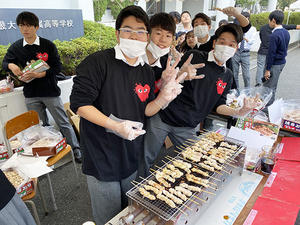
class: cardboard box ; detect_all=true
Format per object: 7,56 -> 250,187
281,119 -> 300,133
32,137 -> 67,156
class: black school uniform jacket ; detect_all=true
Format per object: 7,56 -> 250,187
70,48 -> 155,181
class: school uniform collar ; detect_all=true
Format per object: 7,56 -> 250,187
272,25 -> 283,33
141,54 -> 162,68
207,50 -> 226,68
196,35 -> 211,48
114,45 -> 145,67
23,36 -> 40,47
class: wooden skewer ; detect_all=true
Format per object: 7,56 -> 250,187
182,142 -> 189,147
192,195 -> 207,203
182,204 -> 192,211
208,185 -> 218,191
187,138 -> 198,142
188,198 -> 201,205
224,162 -> 237,168
154,165 -> 163,170
199,189 -> 216,195
150,168 -> 157,173
139,176 -> 148,182
220,168 -> 231,174
185,140 -> 195,144
208,181 -> 218,186
174,150 -> 181,154
177,208 -> 188,216
208,176 -> 221,182
176,146 -> 184,151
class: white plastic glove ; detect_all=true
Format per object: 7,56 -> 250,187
236,97 -> 262,117
155,79 -> 184,109
106,114 -> 146,141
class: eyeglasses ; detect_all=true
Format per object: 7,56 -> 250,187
119,28 -> 148,37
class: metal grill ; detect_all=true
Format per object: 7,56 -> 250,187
127,134 -> 245,221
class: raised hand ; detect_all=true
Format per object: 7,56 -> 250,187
179,54 -> 205,81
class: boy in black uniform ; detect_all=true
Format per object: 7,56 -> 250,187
141,24 -> 260,177
70,6 -> 184,225
2,11 -> 82,162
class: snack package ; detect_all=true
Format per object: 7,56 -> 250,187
3,167 -> 33,198
11,125 -> 64,156
0,77 -> 14,94
226,86 -> 273,117
281,99 -> 300,132
19,59 -> 50,83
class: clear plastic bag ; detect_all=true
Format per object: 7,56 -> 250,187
226,86 -> 273,117
0,77 -> 14,94
281,99 -> 300,124
11,125 -> 63,155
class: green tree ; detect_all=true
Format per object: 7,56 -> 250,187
93,0 -> 108,21
259,0 -> 268,7
108,0 -> 134,19
277,0 -> 297,10
235,0 -> 256,7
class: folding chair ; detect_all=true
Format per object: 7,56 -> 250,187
4,110 -> 78,211
22,178 -> 48,225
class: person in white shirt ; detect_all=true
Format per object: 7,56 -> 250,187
232,11 -> 257,88
176,11 -> 193,33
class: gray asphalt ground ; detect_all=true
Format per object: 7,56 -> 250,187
29,45 -> 300,225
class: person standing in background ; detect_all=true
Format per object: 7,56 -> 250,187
263,10 -> 290,106
232,12 -> 257,88
256,21 -> 300,86
2,11 -> 82,163
176,11 -> 193,33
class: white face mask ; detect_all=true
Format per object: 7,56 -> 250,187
213,45 -> 236,64
147,40 -> 170,59
194,25 -> 209,39
119,38 -> 147,58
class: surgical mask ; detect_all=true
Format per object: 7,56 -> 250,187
147,40 -> 170,59
194,25 -> 209,38
213,45 -> 236,63
119,38 -> 147,58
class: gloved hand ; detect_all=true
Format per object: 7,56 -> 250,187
236,96 -> 262,117
106,114 -> 146,141
154,77 -> 185,109
114,120 -> 146,141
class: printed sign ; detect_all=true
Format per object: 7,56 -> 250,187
0,8 -> 84,45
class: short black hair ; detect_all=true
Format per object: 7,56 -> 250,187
16,11 -> 39,27
169,11 -> 181,23
115,5 -> 150,32
192,12 -> 211,27
181,11 -> 191,18
269,10 -> 284,25
215,23 -> 243,43
241,11 -> 250,19
150,13 -> 176,35
219,19 -> 229,27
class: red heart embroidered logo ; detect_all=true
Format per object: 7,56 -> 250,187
216,79 -> 227,95
36,52 -> 48,62
135,83 -> 150,102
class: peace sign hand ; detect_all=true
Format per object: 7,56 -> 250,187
161,55 -> 182,83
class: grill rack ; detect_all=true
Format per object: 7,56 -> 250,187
127,134 -> 245,222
